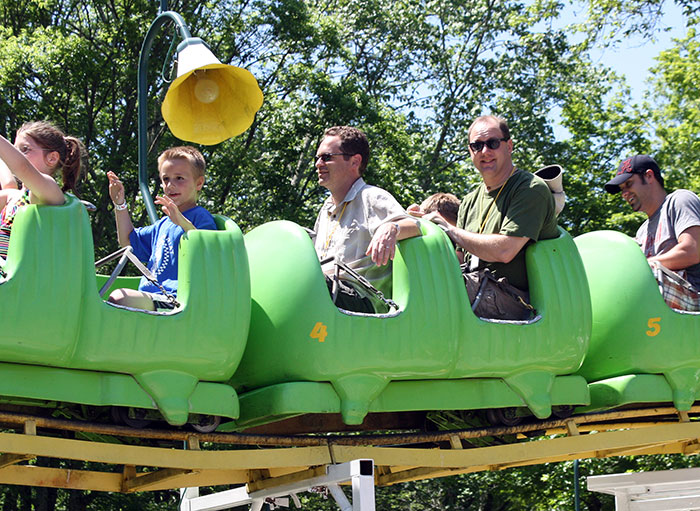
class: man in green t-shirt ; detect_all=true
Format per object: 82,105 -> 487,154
425,115 -> 558,319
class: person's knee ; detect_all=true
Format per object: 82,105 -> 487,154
107,288 -> 155,311
107,288 -> 128,305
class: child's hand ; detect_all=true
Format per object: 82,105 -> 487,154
107,171 -> 125,205
155,195 -> 195,232
406,204 -> 425,217
423,211 -> 449,229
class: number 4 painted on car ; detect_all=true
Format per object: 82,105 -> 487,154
310,322 -> 328,343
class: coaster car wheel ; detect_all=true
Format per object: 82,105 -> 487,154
552,405 -> 575,419
191,414 -> 221,433
486,407 -> 522,427
111,406 -> 152,429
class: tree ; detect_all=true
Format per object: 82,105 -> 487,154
0,0 -> 635,239
648,26 -> 700,192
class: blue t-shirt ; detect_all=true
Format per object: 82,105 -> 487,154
129,206 -> 216,294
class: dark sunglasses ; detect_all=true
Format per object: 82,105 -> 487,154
468,137 -> 508,152
316,152 -> 353,162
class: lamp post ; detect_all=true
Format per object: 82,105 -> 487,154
137,6 -> 263,222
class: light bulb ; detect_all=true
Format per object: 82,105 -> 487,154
194,76 -> 220,104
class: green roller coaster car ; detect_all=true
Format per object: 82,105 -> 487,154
0,195 -> 250,426
575,230 -> 700,413
225,219 -> 592,430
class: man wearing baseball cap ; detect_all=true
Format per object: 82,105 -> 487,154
606,154 -> 700,310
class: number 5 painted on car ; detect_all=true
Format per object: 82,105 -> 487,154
646,317 -> 661,337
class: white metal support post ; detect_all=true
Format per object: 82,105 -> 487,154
179,459 -> 375,511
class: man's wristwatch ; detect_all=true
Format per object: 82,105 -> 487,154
114,201 -> 128,211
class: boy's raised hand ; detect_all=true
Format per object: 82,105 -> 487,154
107,171 -> 136,247
155,195 -> 196,232
107,171 -> 125,205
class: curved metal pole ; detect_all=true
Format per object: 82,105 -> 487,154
137,10 -> 191,223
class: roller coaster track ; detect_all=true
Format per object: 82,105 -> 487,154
0,407 -> 699,493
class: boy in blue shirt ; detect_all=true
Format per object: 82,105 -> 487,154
106,146 -> 216,311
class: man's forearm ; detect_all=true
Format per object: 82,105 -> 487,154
446,227 -> 528,264
649,246 -> 700,271
649,228 -> 700,271
395,217 -> 421,240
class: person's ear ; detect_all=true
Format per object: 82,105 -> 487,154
195,175 -> 205,191
351,153 -> 362,171
46,150 -> 60,168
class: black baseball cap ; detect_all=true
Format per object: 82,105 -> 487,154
605,155 -> 662,194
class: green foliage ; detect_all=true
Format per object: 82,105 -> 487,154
0,0 -> 649,245
649,26 -> 700,193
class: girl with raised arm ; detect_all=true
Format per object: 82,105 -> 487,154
0,121 -> 86,258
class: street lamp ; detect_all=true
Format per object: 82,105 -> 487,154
137,8 -> 263,222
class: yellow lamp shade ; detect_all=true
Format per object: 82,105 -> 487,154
162,38 -> 264,145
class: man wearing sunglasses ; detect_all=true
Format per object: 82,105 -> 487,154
426,115 -> 558,320
312,126 -> 420,313
605,155 -> 700,311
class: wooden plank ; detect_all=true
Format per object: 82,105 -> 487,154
0,432 -> 332,470
449,435 -> 463,449
23,420 -> 36,436
0,465 -> 312,492
0,453 -> 33,469
0,465 -> 123,492
371,423 -> 700,485
123,468 -> 195,493
248,466 -> 326,493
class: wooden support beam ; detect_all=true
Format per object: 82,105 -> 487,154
0,432 -> 332,470
593,442 -> 669,458
683,440 -> 700,455
0,465 -> 253,492
23,420 -> 36,436
372,422 -> 700,486
248,466 -> 326,493
449,435 -> 463,449
187,436 -> 200,451
123,468 -> 196,493
566,419 -> 579,436
0,465 -> 123,492
0,421 -> 40,468
121,465 -> 136,492
0,454 -> 34,469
